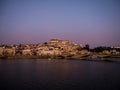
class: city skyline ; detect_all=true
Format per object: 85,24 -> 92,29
0,0 -> 120,47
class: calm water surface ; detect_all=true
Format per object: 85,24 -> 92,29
0,59 -> 120,90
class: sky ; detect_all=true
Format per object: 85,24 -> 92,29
0,0 -> 120,47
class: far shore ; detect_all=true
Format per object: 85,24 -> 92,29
0,54 -> 120,61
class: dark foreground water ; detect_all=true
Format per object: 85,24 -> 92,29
0,59 -> 120,90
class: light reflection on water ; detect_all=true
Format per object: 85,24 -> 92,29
0,59 -> 120,90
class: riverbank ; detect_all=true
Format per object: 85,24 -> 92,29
0,54 -> 120,61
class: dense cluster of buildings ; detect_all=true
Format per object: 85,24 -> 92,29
0,39 -> 120,58
0,39 -> 88,57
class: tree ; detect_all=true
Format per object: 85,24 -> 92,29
84,44 -> 90,51
93,46 -> 112,52
44,42 -> 48,45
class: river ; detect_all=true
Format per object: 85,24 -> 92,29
0,59 -> 120,90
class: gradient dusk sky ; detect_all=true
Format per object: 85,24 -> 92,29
0,0 -> 120,47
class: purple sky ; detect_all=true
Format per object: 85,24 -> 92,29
0,0 -> 120,47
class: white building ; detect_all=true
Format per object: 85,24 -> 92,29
22,49 -> 32,56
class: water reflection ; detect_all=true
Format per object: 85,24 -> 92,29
0,59 -> 120,89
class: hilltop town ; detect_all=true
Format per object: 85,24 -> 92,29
0,39 -> 120,60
